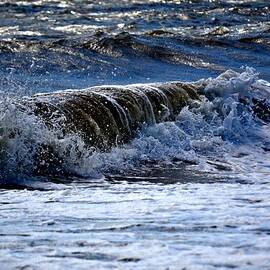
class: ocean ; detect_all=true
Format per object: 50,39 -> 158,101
0,1 -> 270,269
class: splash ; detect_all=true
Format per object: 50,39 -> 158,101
0,68 -> 269,183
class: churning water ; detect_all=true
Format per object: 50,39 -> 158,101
0,1 -> 270,269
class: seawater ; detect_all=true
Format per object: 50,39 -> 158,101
0,1 -> 270,269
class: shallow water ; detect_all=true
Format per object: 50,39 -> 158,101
1,178 -> 270,270
0,1 -> 270,269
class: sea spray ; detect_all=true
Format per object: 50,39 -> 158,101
0,68 -> 269,182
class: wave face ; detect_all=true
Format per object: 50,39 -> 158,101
0,68 -> 269,182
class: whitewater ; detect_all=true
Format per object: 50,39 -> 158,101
0,68 -> 269,185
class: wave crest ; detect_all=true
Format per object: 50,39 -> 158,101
0,68 -> 269,182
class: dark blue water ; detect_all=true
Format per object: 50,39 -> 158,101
0,1 -> 270,269
1,0 -> 269,93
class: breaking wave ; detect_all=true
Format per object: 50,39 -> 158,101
0,68 -> 269,184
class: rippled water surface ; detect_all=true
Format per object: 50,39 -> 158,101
1,178 -> 270,270
0,1 -> 270,269
1,0 -> 270,93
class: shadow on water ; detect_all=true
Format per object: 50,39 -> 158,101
105,161 -> 250,185
0,160 -> 251,191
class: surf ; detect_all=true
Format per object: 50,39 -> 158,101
0,68 -> 269,182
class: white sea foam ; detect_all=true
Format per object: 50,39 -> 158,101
0,68 -> 269,183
